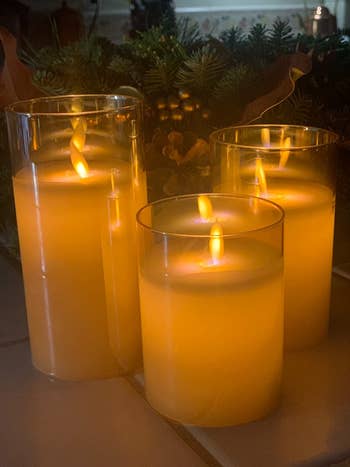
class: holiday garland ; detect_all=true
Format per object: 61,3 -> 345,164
22,18 -> 350,133
1,17 -> 350,256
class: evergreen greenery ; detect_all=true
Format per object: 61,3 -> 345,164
20,18 -> 350,137
2,17 -> 350,257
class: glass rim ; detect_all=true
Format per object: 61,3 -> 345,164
210,124 -> 339,151
5,94 -> 142,117
136,193 -> 285,239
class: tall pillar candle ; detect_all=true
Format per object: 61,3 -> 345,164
211,125 -> 338,350
6,95 -> 145,380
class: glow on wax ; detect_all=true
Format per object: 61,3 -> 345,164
253,128 -> 334,349
197,194 -> 214,221
138,194 -> 284,426
209,222 -> 224,265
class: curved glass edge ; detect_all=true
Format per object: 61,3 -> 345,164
5,94 -> 142,117
210,124 -> 339,151
136,193 -> 285,239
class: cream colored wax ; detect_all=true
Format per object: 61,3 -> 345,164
139,238 -> 284,427
101,171 -> 147,373
261,181 -> 334,350
13,160 -> 141,380
217,172 -> 335,350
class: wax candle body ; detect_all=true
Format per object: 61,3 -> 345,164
101,174 -> 147,372
261,180 -> 334,350
139,239 -> 284,427
13,160 -> 141,380
217,174 -> 335,350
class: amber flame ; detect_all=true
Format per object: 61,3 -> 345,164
198,195 -> 213,221
70,117 -> 89,178
70,142 -> 89,178
279,136 -> 291,168
209,223 -> 224,264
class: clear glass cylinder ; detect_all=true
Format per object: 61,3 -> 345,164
6,95 -> 147,380
137,194 -> 284,427
210,124 -> 338,350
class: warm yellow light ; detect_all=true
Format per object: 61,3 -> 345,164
30,118 -> 39,151
261,128 -> 270,147
70,115 -> 89,178
70,141 -> 89,178
279,136 -> 291,168
71,101 -> 82,113
109,195 -> 121,230
209,222 -> 224,264
71,101 -> 85,130
198,195 -> 213,221
71,119 -> 86,152
255,157 -> 267,194
75,161 -> 89,178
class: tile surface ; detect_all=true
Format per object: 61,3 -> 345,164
0,256 -> 207,467
1,208 -> 350,467
187,275 -> 350,467
0,343 -> 207,467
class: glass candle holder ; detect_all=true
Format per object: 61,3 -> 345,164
137,194 -> 284,427
5,95 -> 146,380
210,125 -> 338,350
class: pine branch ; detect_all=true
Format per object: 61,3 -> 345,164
31,36 -> 122,94
32,69 -> 70,95
176,45 -> 227,97
213,64 -> 253,103
269,19 -> 295,56
219,26 -> 246,57
108,56 -> 137,86
144,61 -> 179,95
129,27 -> 186,66
261,89 -> 317,125
246,23 -> 271,65
212,64 -> 259,123
176,17 -> 203,52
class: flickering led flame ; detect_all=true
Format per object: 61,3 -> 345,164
255,157 -> 267,194
70,142 -> 89,178
261,128 -> 270,147
279,136 -> 291,168
75,161 -> 89,178
71,119 -> 86,152
209,223 -> 224,264
198,195 -> 213,221
70,116 -> 89,178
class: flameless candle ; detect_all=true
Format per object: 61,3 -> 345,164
211,125 -> 338,350
6,95 -> 145,380
260,180 -> 334,349
137,194 -> 284,427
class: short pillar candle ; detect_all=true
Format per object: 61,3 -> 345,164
137,194 -> 284,427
